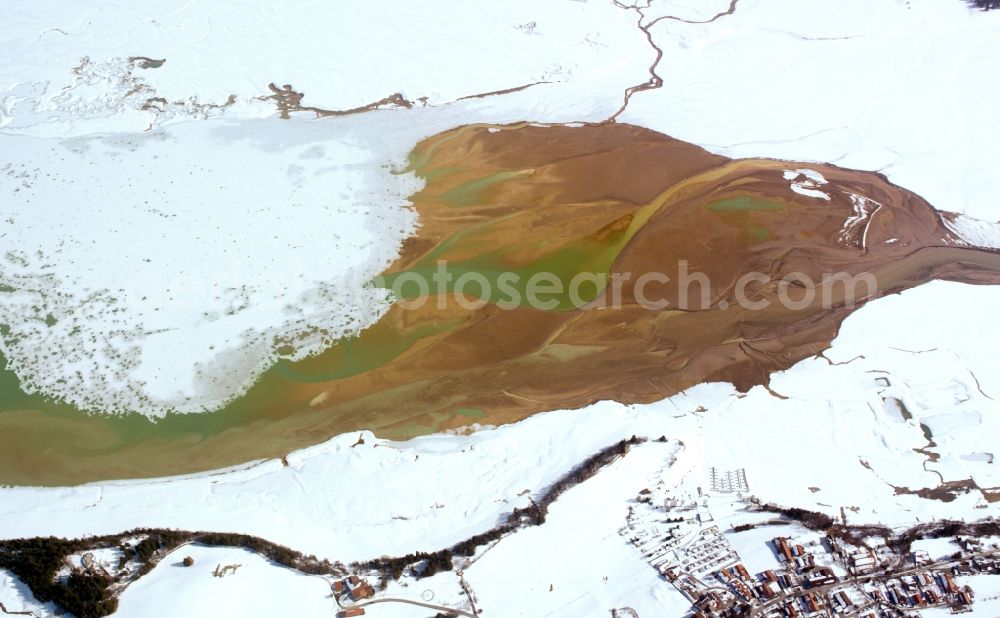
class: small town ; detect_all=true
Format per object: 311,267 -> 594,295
622,465 -> 1000,617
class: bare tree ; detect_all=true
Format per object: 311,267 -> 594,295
970,0 -> 1000,10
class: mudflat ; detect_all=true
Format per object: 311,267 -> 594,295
2,122 -> 998,486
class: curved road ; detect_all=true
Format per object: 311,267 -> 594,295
355,597 -> 476,617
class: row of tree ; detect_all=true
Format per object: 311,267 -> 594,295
0,528 -> 348,618
758,501 -> 1000,558
361,436 -> 650,583
508,435 -> 648,527
0,536 -> 117,618
1,436 -> 658,615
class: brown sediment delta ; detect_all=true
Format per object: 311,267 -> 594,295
2,122 -> 1000,486
330,123 -> 1000,428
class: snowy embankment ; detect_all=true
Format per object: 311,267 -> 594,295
114,545 -> 334,618
0,569 -> 58,616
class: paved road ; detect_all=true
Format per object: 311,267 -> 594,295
355,596 -> 477,617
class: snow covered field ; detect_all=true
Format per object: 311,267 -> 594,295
0,568 -> 58,616
0,0 -> 647,135
463,440 -> 692,617
1,116 -> 421,415
622,0 -> 1000,222
115,545 -> 335,618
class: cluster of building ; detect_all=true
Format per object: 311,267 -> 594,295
623,495 -> 740,584
689,531 -> 997,617
621,467 -> 751,613
333,575 -> 375,617
692,535 -> 846,617
857,570 -> 974,614
832,535 -> 1000,615
620,460 -> 999,618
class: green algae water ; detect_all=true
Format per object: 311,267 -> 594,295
706,195 -> 793,213
0,196 -> 642,484
440,170 -> 530,206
